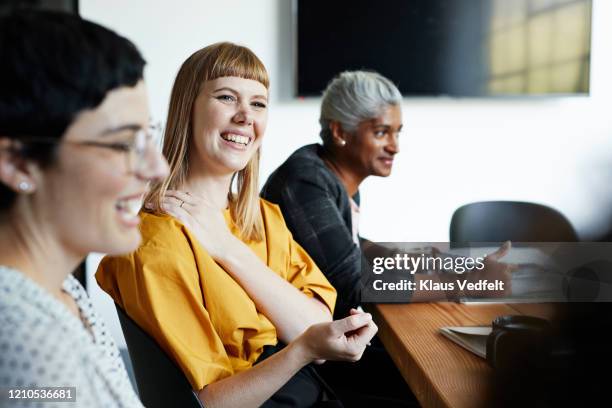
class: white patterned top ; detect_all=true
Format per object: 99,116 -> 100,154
0,265 -> 142,408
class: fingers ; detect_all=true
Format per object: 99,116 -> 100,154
143,193 -> 187,211
162,196 -> 187,212
347,319 -> 378,343
330,313 -> 372,336
347,308 -> 373,345
160,196 -> 191,220
486,240 -> 512,262
165,190 -> 194,206
162,190 -> 202,218
162,195 -> 184,207
355,320 -> 378,345
304,315 -> 376,363
349,308 -> 362,315
506,262 -> 519,273
342,320 -> 378,361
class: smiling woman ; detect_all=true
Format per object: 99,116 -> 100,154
0,10 -> 168,408
96,42 -> 377,408
189,76 -> 268,183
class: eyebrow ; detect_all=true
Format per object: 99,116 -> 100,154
213,86 -> 268,101
100,124 -> 143,136
373,124 -> 403,130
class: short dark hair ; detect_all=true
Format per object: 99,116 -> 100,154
0,10 -> 146,210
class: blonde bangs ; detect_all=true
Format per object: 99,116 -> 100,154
205,43 -> 269,89
145,42 -> 265,242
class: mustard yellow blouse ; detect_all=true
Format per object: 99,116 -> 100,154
96,199 -> 336,391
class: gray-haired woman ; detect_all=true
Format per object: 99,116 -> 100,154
262,70 -> 403,321
261,70 -> 415,406
262,70 -> 512,406
262,70 -> 511,317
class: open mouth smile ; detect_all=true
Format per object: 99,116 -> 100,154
115,194 -> 143,227
220,132 -> 252,147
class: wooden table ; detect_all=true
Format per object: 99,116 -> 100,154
371,302 -> 554,408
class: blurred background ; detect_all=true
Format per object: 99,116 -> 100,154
75,0 -> 612,245
3,0 -> 611,357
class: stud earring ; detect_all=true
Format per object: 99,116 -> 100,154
18,181 -> 31,192
340,140 -> 346,146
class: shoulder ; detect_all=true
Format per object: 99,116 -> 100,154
263,144 -> 341,196
97,212 -> 197,293
139,211 -> 189,245
108,211 -> 194,260
258,198 -> 286,225
268,144 -> 333,182
102,213 -> 199,269
258,198 -> 294,239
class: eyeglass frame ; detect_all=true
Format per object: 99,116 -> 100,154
3,124 -> 163,174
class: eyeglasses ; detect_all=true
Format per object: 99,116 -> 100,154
11,124 -> 162,174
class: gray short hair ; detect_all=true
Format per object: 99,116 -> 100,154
319,71 -> 402,144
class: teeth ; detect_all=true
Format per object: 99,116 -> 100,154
222,133 -> 249,145
116,198 -> 142,217
126,199 -> 142,215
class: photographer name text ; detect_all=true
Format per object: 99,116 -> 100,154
372,279 -> 505,292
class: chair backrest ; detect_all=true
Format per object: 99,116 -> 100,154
449,201 -> 578,243
115,304 -> 204,408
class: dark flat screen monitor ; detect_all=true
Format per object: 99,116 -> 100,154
297,0 -> 592,97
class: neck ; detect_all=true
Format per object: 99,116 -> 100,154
182,171 -> 234,209
321,146 -> 365,197
0,207 -> 82,298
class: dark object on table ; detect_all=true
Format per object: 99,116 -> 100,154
488,306 -> 612,407
487,315 -> 552,371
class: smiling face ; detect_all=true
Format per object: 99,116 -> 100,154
189,76 -> 269,176
344,104 -> 402,178
28,80 -> 169,256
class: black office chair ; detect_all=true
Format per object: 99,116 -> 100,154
449,201 -> 578,244
115,304 -> 204,408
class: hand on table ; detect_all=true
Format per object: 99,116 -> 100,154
466,241 -> 517,297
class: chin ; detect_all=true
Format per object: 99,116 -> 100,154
221,159 -> 250,173
104,231 -> 142,256
374,169 -> 392,177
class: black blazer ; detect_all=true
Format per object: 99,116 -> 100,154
261,144 -> 362,319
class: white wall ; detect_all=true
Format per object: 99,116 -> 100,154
81,0 -> 612,347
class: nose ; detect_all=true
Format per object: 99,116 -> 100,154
136,143 -> 169,183
232,101 -> 254,126
386,132 -> 400,155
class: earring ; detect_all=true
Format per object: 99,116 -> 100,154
340,140 -> 346,146
18,181 -> 31,192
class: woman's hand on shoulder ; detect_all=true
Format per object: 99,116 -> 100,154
292,308 -> 378,365
160,190 -> 238,260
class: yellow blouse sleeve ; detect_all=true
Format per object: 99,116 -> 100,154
286,237 -> 337,315
260,199 -> 337,315
96,238 -> 233,391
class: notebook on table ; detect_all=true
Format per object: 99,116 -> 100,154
439,326 -> 491,358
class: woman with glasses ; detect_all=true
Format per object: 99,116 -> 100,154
96,42 -> 377,407
0,11 -> 168,407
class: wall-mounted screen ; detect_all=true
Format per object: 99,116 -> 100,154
297,0 -> 592,97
